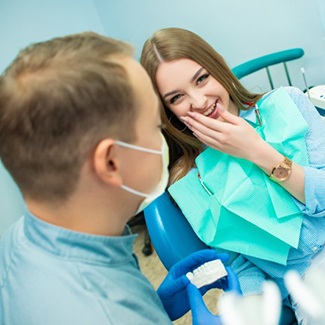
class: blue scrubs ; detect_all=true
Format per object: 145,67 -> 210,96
0,212 -> 171,325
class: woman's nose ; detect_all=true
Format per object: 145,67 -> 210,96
190,94 -> 208,111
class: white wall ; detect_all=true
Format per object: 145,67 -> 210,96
0,0 -> 105,234
2,0 -> 325,91
317,0 -> 325,35
96,0 -> 325,93
0,0 -> 104,73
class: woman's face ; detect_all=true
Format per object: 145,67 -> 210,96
156,58 -> 238,121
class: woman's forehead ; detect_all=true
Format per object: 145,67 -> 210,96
156,58 -> 203,93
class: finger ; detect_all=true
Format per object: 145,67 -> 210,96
190,250 -> 229,264
187,284 -> 223,324
180,250 -> 229,272
181,114 -> 233,146
187,284 -> 209,310
181,114 -> 226,136
191,129 -> 224,149
161,275 -> 189,298
217,108 -> 242,125
188,109 -> 241,128
179,249 -> 219,268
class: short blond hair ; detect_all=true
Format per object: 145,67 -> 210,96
0,32 -> 136,202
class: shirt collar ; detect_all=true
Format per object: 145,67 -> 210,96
23,211 -> 137,265
239,106 -> 257,124
239,91 -> 274,125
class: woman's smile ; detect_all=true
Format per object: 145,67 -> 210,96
156,58 -> 232,121
202,99 -> 219,118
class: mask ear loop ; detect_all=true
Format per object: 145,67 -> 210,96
115,140 -> 162,155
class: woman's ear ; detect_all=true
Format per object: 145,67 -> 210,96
93,139 -> 122,187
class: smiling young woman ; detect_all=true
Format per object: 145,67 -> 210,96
141,27 -> 325,324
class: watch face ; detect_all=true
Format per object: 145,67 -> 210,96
274,166 -> 289,181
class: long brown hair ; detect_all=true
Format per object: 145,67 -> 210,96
141,27 -> 263,184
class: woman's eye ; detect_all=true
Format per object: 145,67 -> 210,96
197,73 -> 209,84
170,94 -> 182,104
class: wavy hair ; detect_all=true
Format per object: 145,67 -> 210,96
141,27 -> 263,184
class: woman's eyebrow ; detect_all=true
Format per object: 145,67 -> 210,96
162,67 -> 205,99
191,67 -> 204,82
163,89 -> 178,99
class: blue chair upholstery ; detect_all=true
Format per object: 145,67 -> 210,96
144,191 -> 298,325
144,191 -> 208,270
232,48 -> 304,89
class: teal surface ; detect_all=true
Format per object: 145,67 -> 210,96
169,88 -> 309,265
232,48 -> 304,79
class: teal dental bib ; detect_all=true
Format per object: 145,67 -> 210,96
168,87 -> 309,265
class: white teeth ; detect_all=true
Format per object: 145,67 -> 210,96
203,101 -> 217,116
186,259 -> 228,288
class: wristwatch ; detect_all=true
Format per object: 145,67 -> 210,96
269,156 -> 292,182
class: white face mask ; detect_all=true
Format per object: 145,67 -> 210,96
115,135 -> 169,215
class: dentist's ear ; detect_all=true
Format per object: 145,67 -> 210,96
93,139 -> 123,187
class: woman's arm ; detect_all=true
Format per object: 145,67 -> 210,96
249,136 -> 305,203
286,87 -> 325,216
181,87 -> 325,210
228,254 -> 266,297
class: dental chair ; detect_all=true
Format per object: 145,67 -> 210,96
232,48 -> 304,89
140,48 -> 309,257
143,49 -> 312,324
232,47 -> 324,118
144,191 -> 208,270
144,47 -> 308,267
144,191 -> 297,325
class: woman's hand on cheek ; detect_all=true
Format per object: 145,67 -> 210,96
181,109 -> 264,160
